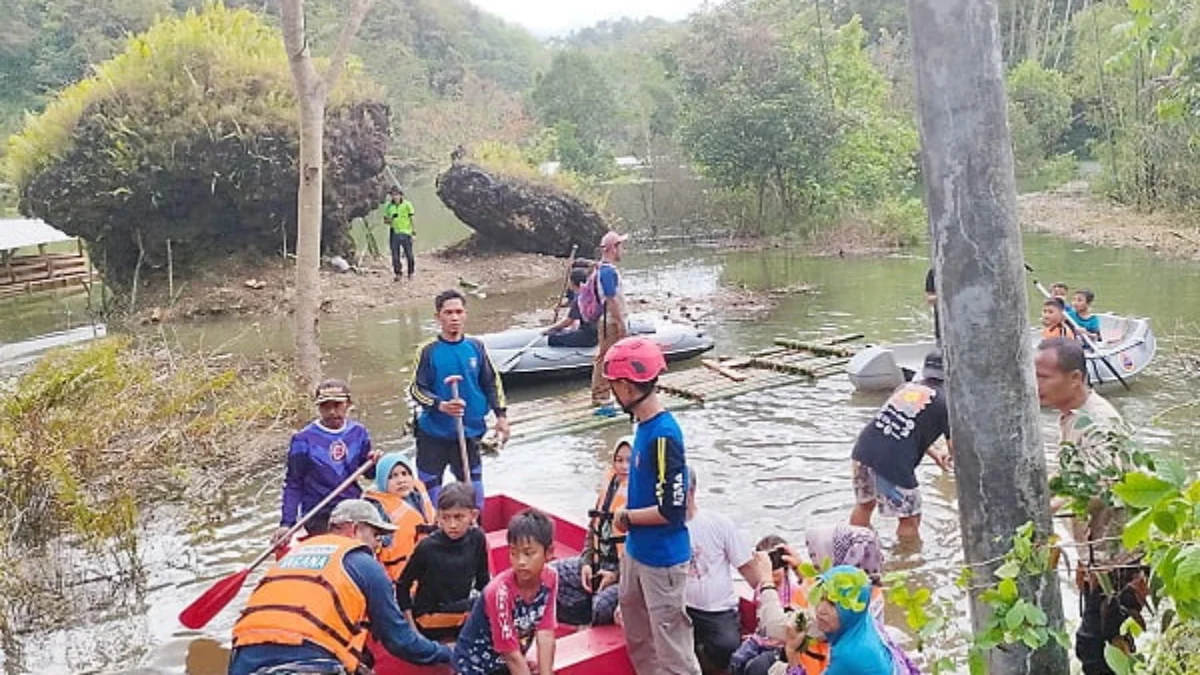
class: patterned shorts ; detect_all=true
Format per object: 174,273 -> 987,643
852,462 -> 922,518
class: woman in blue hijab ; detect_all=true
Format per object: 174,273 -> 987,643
812,565 -> 905,675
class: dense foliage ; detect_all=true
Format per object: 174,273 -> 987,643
6,4 -> 390,289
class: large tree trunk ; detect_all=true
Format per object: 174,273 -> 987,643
279,0 -> 374,392
907,0 -> 1069,670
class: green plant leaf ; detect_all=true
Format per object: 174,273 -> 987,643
1104,643 -> 1134,675
1123,508 -> 1153,549
995,560 -> 1021,579
1112,472 -> 1176,508
998,578 -> 1019,603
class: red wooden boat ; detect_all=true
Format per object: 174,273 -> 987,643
369,493 -> 754,675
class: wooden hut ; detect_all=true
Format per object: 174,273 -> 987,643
0,219 -> 94,299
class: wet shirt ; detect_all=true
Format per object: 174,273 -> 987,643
396,528 -> 490,617
851,382 -> 949,489
625,411 -> 690,567
453,567 -> 559,675
280,420 -> 373,526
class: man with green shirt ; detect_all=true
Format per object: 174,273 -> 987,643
384,187 -> 416,281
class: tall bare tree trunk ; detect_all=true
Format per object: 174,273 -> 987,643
906,0 -> 1070,669
278,0 -> 374,392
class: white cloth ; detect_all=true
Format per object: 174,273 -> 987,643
684,510 -> 753,611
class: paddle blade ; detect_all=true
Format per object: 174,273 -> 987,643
179,568 -> 250,629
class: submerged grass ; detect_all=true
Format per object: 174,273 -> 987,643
0,336 -> 305,640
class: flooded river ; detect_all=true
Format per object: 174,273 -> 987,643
5,227 -> 1200,673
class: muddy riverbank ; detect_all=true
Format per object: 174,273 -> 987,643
1019,180 -> 1200,259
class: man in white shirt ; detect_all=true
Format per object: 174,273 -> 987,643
684,469 -> 761,673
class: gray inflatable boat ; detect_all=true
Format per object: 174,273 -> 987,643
480,315 -> 714,380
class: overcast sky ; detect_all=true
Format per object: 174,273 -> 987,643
469,0 -> 707,37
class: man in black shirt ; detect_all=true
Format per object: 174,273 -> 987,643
542,268 -> 598,348
849,350 -> 952,539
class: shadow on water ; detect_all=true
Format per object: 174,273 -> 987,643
4,232 -> 1200,673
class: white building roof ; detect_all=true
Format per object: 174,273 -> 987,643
0,218 -> 75,251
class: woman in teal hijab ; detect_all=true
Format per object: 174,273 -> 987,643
813,565 -> 902,675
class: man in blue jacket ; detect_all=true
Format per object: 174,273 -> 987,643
408,289 -> 510,510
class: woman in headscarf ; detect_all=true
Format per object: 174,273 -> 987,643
550,436 -> 632,625
803,566 -> 900,675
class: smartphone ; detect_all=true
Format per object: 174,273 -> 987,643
769,547 -> 787,570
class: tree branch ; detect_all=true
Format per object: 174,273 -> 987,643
321,0 -> 375,94
278,0 -> 320,94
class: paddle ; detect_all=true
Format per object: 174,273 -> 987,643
498,243 -> 579,374
444,375 -> 472,483
177,457 -> 377,630
1023,263 -> 1130,391
551,244 -> 580,325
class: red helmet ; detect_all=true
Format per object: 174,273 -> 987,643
602,337 -> 667,382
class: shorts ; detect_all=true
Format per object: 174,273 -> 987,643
853,462 -> 921,518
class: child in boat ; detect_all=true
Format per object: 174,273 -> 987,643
453,509 -> 559,675
729,535 -> 802,675
364,453 -> 435,581
1041,297 -> 1077,341
1051,281 -> 1070,299
396,482 -> 490,641
543,267 -> 599,348
552,435 -> 631,626
1069,288 -> 1102,341
273,379 -> 375,546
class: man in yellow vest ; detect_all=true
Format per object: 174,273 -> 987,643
384,187 -> 416,282
229,499 -> 451,675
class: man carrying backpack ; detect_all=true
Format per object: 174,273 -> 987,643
581,231 -> 629,417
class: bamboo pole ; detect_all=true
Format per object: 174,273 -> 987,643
771,337 -> 856,357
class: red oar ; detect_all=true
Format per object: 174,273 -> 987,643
178,457 -> 377,629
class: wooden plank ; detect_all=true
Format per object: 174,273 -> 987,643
702,358 -> 748,382
772,337 -> 856,358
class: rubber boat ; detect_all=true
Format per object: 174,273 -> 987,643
480,315 -> 714,379
847,313 -> 1156,392
370,493 -> 754,675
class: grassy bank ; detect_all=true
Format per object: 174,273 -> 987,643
0,337 -> 305,643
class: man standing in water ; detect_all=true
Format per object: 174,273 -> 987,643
849,350 -> 952,539
1035,338 -> 1146,675
590,231 -> 629,417
604,337 -> 700,675
384,187 -> 416,281
409,289 -> 510,511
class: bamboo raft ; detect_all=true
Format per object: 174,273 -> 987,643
492,334 -> 863,446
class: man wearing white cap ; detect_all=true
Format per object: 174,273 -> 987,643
230,499 -> 452,674
591,231 -> 629,417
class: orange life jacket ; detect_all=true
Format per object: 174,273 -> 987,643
587,470 -> 628,565
231,534 -> 370,672
364,483 -> 435,581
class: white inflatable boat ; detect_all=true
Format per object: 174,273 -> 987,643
847,314 -> 1156,392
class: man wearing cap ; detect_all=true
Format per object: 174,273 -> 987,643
273,379 -> 375,547
230,499 -> 452,675
591,231 -> 629,417
848,350 -> 952,539
384,187 -> 416,281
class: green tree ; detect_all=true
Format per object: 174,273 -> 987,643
530,50 -> 618,174
1006,59 -> 1074,189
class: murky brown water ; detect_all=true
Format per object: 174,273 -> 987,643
4,231 -> 1199,673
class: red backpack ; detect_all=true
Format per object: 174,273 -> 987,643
577,263 -> 608,324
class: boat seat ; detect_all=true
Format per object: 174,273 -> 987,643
485,528 -> 581,575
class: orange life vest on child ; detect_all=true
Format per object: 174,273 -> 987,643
231,534 -> 370,672
364,482 -> 435,581
588,470 -> 628,564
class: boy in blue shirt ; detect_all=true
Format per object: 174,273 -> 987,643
1069,288 -> 1103,341
273,379 -> 375,546
603,337 -> 700,675
409,289 -> 510,510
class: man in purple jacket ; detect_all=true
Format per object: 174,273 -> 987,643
272,379 -> 376,545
